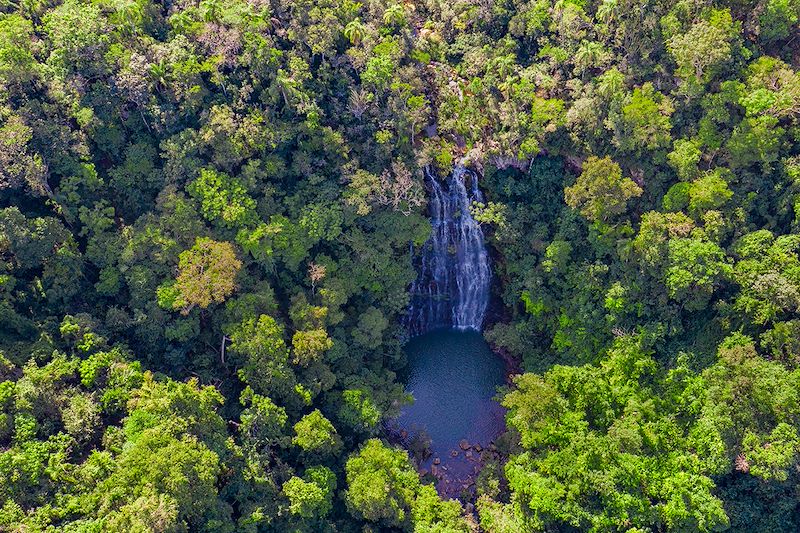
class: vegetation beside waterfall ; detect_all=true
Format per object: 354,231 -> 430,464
1,0 -> 800,531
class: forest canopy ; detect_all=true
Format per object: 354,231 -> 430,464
1,0 -> 800,531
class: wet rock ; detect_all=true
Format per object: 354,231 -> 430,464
474,443 -> 482,452
419,469 -> 428,476
466,503 -> 475,513
431,465 -> 438,476
459,439 -> 470,450
424,122 -> 438,138
433,457 -> 441,465
465,450 -> 473,459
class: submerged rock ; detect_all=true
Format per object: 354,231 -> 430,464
459,439 -> 470,450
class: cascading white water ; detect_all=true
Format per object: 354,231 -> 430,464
408,165 -> 491,335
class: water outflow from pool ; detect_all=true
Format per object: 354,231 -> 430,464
408,165 -> 491,335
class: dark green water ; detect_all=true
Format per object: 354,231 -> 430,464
397,329 -> 506,462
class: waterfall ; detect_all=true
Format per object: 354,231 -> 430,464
408,165 -> 491,335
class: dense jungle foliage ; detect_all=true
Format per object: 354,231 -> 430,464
1,0 -> 800,530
